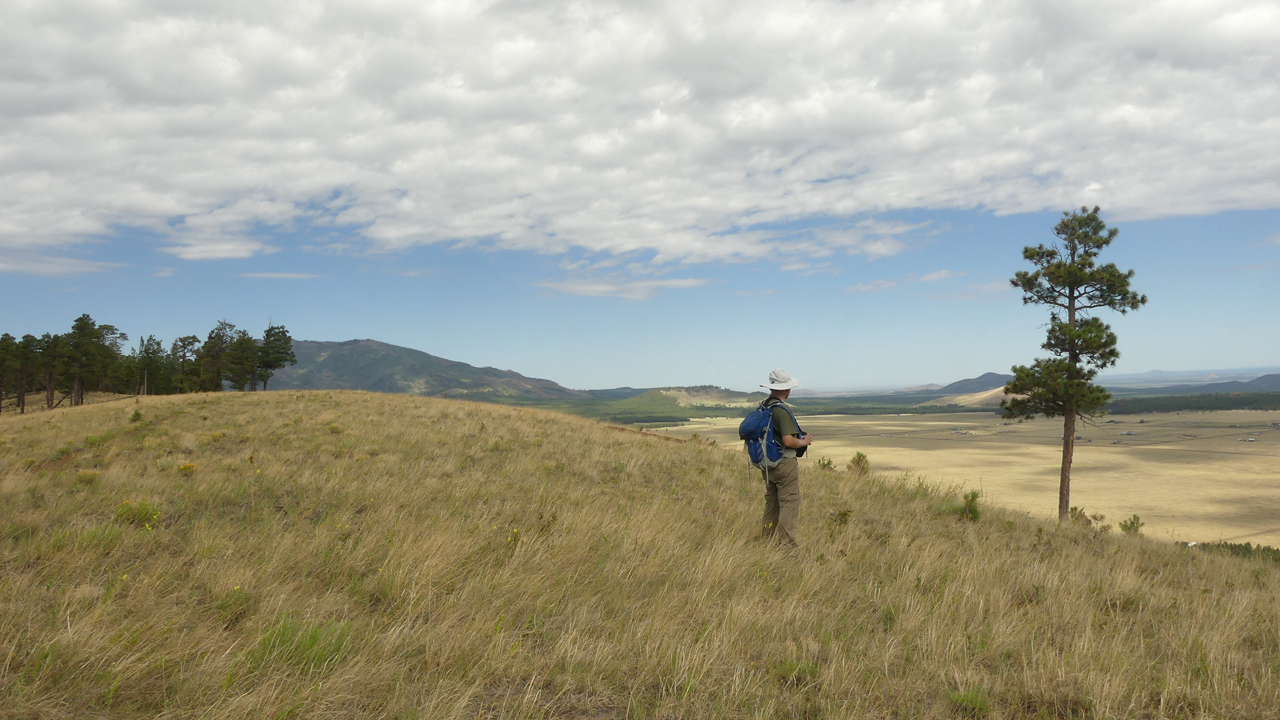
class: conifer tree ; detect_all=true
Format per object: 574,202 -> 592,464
0,333 -> 15,414
34,333 -> 67,409
1001,206 -> 1147,522
14,335 -> 37,413
133,335 -> 170,395
197,321 -> 237,391
257,323 -> 297,390
170,336 -> 201,393
224,330 -> 260,391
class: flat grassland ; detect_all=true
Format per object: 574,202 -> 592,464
3,392 -> 1280,718
664,410 -> 1280,547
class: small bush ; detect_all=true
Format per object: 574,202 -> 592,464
828,508 -> 852,528
114,500 -> 161,528
949,687 -> 990,716
955,490 -> 981,522
129,410 -> 143,423
328,424 -> 342,434
847,452 -> 870,475
75,470 -> 100,487
815,456 -> 835,471
1068,506 -> 1104,526
1119,514 -> 1145,536
177,463 -> 195,476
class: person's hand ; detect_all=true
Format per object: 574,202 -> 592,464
802,433 -> 813,446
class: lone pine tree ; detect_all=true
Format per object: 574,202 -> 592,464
1001,206 -> 1147,522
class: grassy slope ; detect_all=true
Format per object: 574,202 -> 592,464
2,392 -> 1280,719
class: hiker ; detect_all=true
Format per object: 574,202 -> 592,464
758,368 -> 813,545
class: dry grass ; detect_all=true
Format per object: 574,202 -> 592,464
2,391 -> 1279,719
667,411 -> 1280,547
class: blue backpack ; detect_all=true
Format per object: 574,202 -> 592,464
738,399 -> 803,470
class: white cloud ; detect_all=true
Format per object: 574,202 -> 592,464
240,272 -> 323,279
153,267 -> 175,277
919,269 -> 964,282
162,239 -> 281,261
3,0 -> 1280,271
540,278 -> 707,300
1263,231 -> 1280,246
848,279 -> 898,293
925,280 -> 1015,302
0,252 -> 121,275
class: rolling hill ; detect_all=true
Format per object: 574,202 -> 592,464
3,391 -> 1279,717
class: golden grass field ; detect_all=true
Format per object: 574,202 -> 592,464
663,410 -> 1280,548
3,391 -> 1280,718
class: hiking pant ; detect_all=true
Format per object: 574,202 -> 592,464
761,457 -> 800,545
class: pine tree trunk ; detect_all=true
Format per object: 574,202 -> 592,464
1059,407 -> 1076,522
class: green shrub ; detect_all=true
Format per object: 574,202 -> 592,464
114,500 -> 161,528
949,687 -> 990,716
815,456 -> 835,471
955,490 -> 981,522
847,452 -> 870,475
1119,514 -> 1145,536
129,410 -> 143,423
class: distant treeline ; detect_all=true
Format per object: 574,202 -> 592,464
1106,392 -> 1280,415
0,315 -> 296,414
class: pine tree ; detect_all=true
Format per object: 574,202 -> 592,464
0,333 -> 15,415
14,335 -> 38,413
63,315 -> 127,405
224,330 -> 260,391
257,323 -> 297,391
1001,206 -> 1147,522
33,333 -> 67,409
170,336 -> 202,393
134,336 -> 171,395
197,321 -> 237,392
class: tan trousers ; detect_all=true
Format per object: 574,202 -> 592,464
761,457 -> 801,545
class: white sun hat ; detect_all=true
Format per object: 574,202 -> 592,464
761,368 -> 800,391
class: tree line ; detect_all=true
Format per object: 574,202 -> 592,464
0,316 -> 296,414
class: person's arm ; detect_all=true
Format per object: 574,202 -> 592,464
780,432 -> 813,449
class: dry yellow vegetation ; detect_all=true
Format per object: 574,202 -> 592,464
3,391 -> 1280,718
670,410 -> 1280,548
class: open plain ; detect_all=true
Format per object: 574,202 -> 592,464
663,409 -> 1280,547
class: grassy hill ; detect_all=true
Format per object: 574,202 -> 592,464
3,392 -> 1280,717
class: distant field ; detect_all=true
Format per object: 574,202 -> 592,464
662,409 -> 1280,547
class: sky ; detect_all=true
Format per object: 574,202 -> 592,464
3,0 -> 1279,392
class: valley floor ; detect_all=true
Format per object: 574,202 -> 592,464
663,410 -> 1280,547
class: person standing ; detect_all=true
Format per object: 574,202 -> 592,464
759,368 -> 813,545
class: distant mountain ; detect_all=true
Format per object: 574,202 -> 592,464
268,340 -> 584,399
937,373 -> 1013,395
1116,373 -> 1280,397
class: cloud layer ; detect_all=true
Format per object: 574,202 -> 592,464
3,0 -> 1278,269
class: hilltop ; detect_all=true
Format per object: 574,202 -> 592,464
3,391 -> 1279,717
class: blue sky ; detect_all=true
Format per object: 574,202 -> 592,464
3,1 -> 1279,391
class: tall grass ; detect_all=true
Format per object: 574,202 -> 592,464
2,390 -> 1278,718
